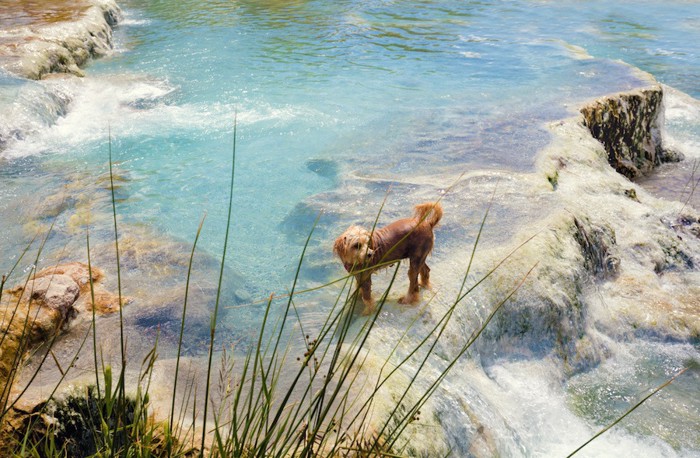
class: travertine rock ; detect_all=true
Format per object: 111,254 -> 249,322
581,86 -> 684,179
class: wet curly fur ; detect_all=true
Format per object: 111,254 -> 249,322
333,202 -> 443,314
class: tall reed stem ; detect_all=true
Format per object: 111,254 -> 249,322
201,116 -> 237,455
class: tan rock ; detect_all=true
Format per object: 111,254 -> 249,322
0,0 -> 122,80
14,274 -> 79,315
31,262 -> 104,292
0,262 -> 120,400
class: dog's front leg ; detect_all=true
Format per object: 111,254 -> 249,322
356,274 -> 375,315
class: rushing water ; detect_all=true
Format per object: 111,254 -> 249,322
1,0 -> 699,456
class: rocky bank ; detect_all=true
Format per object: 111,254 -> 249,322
0,262 -> 120,398
0,0 -> 121,80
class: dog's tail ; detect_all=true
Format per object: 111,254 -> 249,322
414,202 -> 443,228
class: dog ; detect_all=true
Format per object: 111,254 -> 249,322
333,202 -> 443,314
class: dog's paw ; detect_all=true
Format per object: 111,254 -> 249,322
398,294 -> 418,305
360,298 -> 376,315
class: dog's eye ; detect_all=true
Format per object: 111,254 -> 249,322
353,242 -> 362,249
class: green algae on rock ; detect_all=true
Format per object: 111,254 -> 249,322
581,85 -> 684,180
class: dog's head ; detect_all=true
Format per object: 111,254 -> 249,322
333,225 -> 374,272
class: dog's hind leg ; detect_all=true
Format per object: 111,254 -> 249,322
399,258 -> 421,304
419,262 -> 431,289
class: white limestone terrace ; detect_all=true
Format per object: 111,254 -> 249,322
0,0 -> 122,80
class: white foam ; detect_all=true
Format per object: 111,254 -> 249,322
0,77 -> 73,151
1,72 -> 330,158
663,85 -> 700,159
2,75 -> 170,157
119,12 -> 152,27
478,359 -> 684,457
665,86 -> 700,123
459,34 -> 497,44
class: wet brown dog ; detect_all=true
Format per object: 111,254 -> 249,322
333,202 -> 443,314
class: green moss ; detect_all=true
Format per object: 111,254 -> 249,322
24,387 -> 138,457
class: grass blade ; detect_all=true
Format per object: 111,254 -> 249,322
201,116 -> 237,455
567,366 -> 691,458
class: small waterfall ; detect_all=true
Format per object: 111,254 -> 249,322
0,76 -> 74,153
0,0 -> 122,155
380,83 -> 700,455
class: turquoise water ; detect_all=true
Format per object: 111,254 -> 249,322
1,0 -> 699,455
6,0 -> 699,293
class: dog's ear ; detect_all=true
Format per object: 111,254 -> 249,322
333,236 -> 346,258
